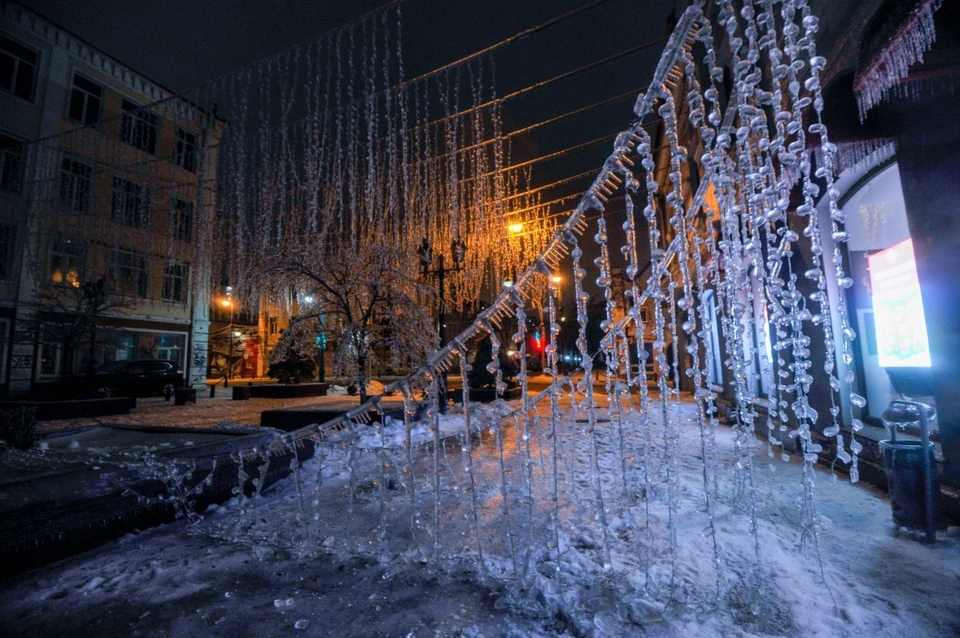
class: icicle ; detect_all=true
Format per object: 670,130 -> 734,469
854,0 -> 943,119
456,350 -> 486,580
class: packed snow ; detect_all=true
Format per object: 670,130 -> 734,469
3,395 -> 958,637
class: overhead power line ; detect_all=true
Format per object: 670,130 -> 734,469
400,0 -> 616,88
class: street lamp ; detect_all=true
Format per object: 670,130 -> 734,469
221,294 -> 236,388
419,236 -> 467,414
540,275 -> 563,374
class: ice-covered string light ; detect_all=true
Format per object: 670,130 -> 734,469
34,0 -> 877,628
374,0 -> 862,594
17,2 -> 557,322
853,0 -> 943,120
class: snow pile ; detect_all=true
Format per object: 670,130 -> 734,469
352,403 -> 501,450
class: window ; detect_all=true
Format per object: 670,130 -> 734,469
68,74 -> 102,126
48,235 -> 85,286
59,158 -> 93,213
111,176 -> 151,228
268,316 -> 279,335
170,197 -> 193,242
120,99 -> 158,154
842,162 -> 920,419
755,305 -> 774,397
0,223 -> 15,280
175,128 -> 196,172
109,248 -> 148,297
0,317 -> 8,384
0,133 -> 23,193
703,290 -> 723,387
38,340 -> 60,377
162,261 -> 186,302
0,36 -> 38,100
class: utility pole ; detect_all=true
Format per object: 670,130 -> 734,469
419,237 -> 466,415
225,299 -> 234,388
219,289 -> 236,388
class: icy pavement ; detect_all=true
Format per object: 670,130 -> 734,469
35,392 -> 401,432
2,396 -> 959,637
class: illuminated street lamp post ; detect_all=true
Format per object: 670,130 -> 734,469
221,289 -> 235,387
543,275 -> 563,371
418,237 -> 466,414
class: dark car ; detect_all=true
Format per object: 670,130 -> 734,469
93,359 -> 185,398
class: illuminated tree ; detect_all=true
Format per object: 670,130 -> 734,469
265,238 -> 437,404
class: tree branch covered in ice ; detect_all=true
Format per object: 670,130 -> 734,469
264,238 -> 437,402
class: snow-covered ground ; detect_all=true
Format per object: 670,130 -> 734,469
4,395 -> 959,637
37,393 -> 398,432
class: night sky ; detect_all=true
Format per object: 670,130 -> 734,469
21,0 -> 678,298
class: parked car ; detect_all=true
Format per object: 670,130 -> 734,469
92,360 -> 185,398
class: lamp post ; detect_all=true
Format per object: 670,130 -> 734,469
221,291 -> 235,388
545,275 -> 563,372
418,237 -> 466,414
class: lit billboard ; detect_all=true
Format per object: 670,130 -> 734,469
868,238 -> 931,367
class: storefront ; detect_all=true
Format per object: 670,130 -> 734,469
97,328 -> 186,368
35,322 -> 188,381
839,160 -> 934,424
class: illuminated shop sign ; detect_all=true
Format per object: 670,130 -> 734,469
868,238 -> 931,367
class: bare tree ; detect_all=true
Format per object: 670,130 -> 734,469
31,277 -> 132,385
265,240 -> 437,403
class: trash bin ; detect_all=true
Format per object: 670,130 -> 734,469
881,401 -> 937,440
879,401 -> 945,536
879,439 -> 944,531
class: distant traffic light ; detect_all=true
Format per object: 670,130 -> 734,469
529,330 -> 543,353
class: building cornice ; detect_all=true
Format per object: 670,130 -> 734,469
2,2 -> 174,104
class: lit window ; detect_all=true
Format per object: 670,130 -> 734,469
48,236 -> 85,286
68,74 -> 103,126
0,36 -> 38,101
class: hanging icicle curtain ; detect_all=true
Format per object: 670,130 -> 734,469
18,2 -> 555,320
853,0 -> 944,120
181,1 -> 877,628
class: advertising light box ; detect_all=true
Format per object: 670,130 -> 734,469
868,238 -> 931,367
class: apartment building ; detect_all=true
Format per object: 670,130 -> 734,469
0,2 -> 224,395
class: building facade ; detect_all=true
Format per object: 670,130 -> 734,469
644,0 -> 960,509
0,2 -> 224,395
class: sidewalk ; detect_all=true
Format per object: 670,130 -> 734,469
36,392 -> 372,433
0,421 -> 312,578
